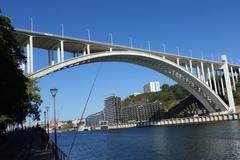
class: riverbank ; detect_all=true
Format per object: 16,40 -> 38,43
108,112 -> 240,129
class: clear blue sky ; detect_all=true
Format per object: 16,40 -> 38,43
1,0 -> 240,121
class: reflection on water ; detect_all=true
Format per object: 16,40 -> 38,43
56,121 -> 240,160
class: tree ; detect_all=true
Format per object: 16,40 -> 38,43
161,84 -> 170,91
0,14 -> 42,132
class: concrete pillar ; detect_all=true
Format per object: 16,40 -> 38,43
163,56 -> 165,59
57,47 -> 61,63
177,58 -> 180,65
60,40 -> 64,62
51,50 -> 55,65
197,65 -> 201,79
207,67 -> 213,89
185,63 -> 189,71
110,48 -> 112,52
221,55 -> 235,113
217,79 -> 221,96
220,77 -> 225,96
87,44 -> 90,54
230,66 -> 236,91
189,60 -> 193,73
48,50 -> 51,66
201,61 -> 206,82
26,43 -> 30,75
29,36 -> 33,73
83,49 -> 86,56
211,63 -> 218,94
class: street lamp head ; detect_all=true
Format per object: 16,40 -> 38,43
46,106 -> 49,111
44,111 -> 46,115
50,87 -> 58,97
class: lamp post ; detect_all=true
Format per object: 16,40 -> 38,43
50,87 -> 58,159
44,111 -> 46,131
46,106 -> 49,135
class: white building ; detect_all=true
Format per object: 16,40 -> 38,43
143,81 -> 161,93
133,92 -> 141,96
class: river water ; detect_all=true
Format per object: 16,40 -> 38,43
56,121 -> 240,160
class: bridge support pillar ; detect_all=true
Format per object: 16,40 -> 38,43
26,36 -> 33,75
48,50 -> 51,66
26,43 -> 30,74
207,67 -> 213,89
185,63 -> 189,71
189,60 -> 193,73
87,44 -> 90,54
83,49 -> 86,56
220,77 -> 225,96
201,61 -> 206,82
30,36 -> 33,74
51,50 -> 55,65
57,47 -> 61,63
176,58 -> 180,65
211,63 -> 218,95
197,65 -> 200,79
230,66 -> 236,91
61,40 -> 64,62
235,71 -> 238,82
221,55 -> 235,113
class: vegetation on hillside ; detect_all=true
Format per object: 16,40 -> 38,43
122,78 -> 240,113
122,84 -> 191,111
0,14 -> 42,132
234,80 -> 240,105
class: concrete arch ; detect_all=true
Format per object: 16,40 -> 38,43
30,51 -> 230,112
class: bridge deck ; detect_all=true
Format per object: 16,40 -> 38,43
14,28 -> 240,69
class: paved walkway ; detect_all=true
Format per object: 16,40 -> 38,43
0,128 -> 54,160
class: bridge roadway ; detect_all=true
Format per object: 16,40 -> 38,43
14,28 -> 240,70
13,28 -> 240,114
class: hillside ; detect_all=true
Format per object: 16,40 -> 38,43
121,84 -> 191,111
122,79 -> 240,112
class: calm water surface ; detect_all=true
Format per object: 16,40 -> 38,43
56,121 -> 240,160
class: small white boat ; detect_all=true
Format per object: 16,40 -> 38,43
78,126 -> 91,131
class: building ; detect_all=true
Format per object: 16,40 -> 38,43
133,92 -> 141,96
143,81 -> 161,93
72,119 -> 85,128
122,101 -> 165,123
104,95 -> 121,125
85,111 -> 104,127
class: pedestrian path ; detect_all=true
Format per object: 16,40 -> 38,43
0,127 -> 54,160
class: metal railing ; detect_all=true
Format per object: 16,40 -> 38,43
48,139 -> 67,160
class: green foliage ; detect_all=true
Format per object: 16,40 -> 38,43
234,80 -> 240,105
122,84 -> 190,111
0,15 -> 42,132
60,123 -> 73,130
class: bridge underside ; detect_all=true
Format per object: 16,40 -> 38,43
30,51 -> 230,113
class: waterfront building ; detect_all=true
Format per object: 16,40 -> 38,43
143,81 -> 161,93
104,95 -> 121,125
72,119 -> 85,128
122,101 -> 165,123
85,111 -> 104,127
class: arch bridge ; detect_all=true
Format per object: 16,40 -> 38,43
14,29 -> 240,113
